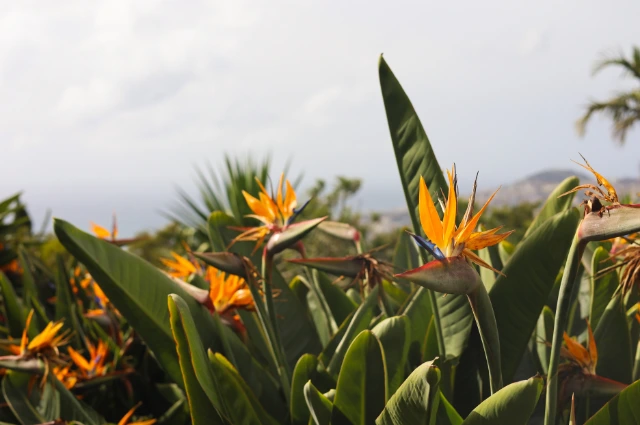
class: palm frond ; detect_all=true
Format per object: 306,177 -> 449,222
166,153 -> 301,245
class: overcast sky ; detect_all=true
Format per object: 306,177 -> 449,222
2,0 -> 640,235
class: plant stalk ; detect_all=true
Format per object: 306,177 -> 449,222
242,257 -> 291,404
544,235 -> 586,425
467,284 -> 503,394
261,251 -> 292,400
212,311 -> 238,369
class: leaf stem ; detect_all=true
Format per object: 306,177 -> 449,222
467,284 -> 503,393
261,251 -> 292,401
544,235 -> 586,425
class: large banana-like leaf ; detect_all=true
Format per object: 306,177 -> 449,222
54,219 -> 281,413
375,360 -> 440,425
331,330 -> 387,425
594,294 -> 632,384
372,316 -> 411,397
55,219 -> 211,386
379,55 -> 472,359
460,376 -> 543,425
168,295 -> 227,425
489,209 -> 581,381
589,247 -> 619,330
524,176 -> 579,238
585,379 -> 640,424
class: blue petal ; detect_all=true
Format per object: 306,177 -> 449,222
409,233 -> 445,260
286,199 -> 311,226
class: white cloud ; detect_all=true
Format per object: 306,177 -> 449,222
3,0 -> 640,235
299,86 -> 343,126
519,29 -> 549,56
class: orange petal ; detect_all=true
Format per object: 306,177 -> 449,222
258,193 -> 278,222
456,187 -> 500,245
20,310 -> 34,353
91,222 -> 111,239
419,176 -> 443,248
465,228 -> 514,251
68,346 -> 92,371
283,179 -> 297,221
170,252 -> 197,275
442,167 -> 458,249
463,249 -> 505,276
276,173 -> 285,216
587,321 -> 597,373
242,190 -> 274,222
118,403 -> 142,425
563,332 -> 591,368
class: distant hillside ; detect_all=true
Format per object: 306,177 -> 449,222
475,169 -> 589,206
368,169 -> 640,235
476,169 -> 640,206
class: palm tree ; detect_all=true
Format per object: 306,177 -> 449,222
167,154 -> 300,245
576,46 -> 640,144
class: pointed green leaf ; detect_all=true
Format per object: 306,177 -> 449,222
271,268 -> 323,367
372,316 -> 411,396
436,391 -> 463,425
290,257 -> 364,278
375,360 -> 440,425
332,330 -> 387,425
208,351 -> 280,425
316,271 -> 357,326
478,247 -> 496,291
525,176 -> 579,238
594,293 -> 632,384
461,376 -> 543,425
194,252 -> 248,278
379,54 -> 472,360
400,287 -> 433,366
317,221 -> 360,241
585,379 -> 640,424
324,286 -> 379,376
168,295 -> 226,425
266,217 -> 326,254
489,208 -> 581,381
291,354 -> 319,425
304,380 -> 333,425
589,247 -> 619,330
